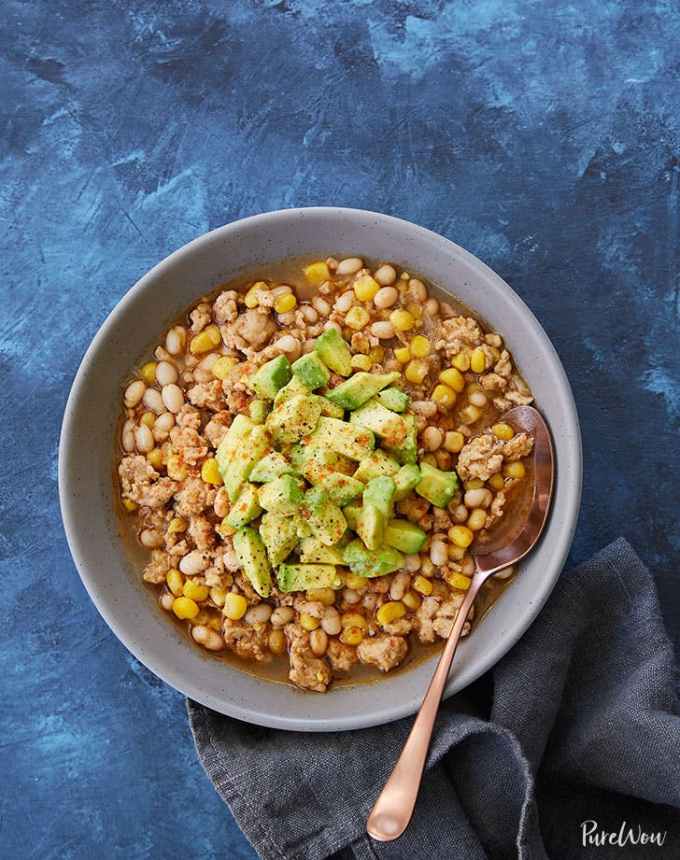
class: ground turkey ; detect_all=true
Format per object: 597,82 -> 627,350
357,635 -> 408,672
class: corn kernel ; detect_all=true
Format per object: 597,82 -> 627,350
167,518 -> 186,537
146,448 -> 163,469
394,346 -> 411,364
172,596 -> 199,620
377,601 -> 406,627
269,629 -> 286,654
406,303 -> 423,321
183,580 -> 209,602
166,454 -> 187,481
223,592 -> 248,620
464,478 -> 484,490
402,591 -> 421,611
166,569 -> 184,596
410,335 -> 430,358
210,586 -> 226,607
345,306 -> 370,330
448,545 -> 466,561
390,309 -> 415,332
453,351 -> 471,372
351,353 -> 372,371
201,457 -> 223,485
212,356 -> 238,380
353,275 -> 380,302
300,612 -> 320,631
306,587 -> 335,606
341,612 -> 368,630
303,261 -> 331,285
122,498 -> 138,512
504,461 -> 526,479
413,575 -> 433,596
244,282 -> 265,308
444,431 -> 465,453
448,572 -> 472,591
467,509 -> 487,531
141,411 -> 156,428
141,361 -> 157,384
432,384 -> 456,408
460,404 -> 482,424
405,359 -> 429,384
190,325 -> 221,354
492,422 -> 514,441
217,518 -> 236,538
345,574 -> 369,590
369,346 -> 385,364
439,367 -> 465,392
274,293 -> 297,314
340,626 -> 364,646
207,616 -> 222,632
488,473 -> 505,491
421,453 -> 437,467
470,347 -> 487,373
450,525 -> 474,548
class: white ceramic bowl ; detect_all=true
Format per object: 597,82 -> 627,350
59,208 -> 581,731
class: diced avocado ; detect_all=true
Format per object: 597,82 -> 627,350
314,327 -> 352,377
377,387 -> 409,413
215,414 -> 254,475
342,503 -> 361,530
356,504 -> 383,550
393,463 -> 421,500
259,511 -> 299,565
310,416 -> 375,461
226,483 -> 262,528
277,563 -> 342,592
299,538 -> 346,565
318,397 -> 345,419
303,486 -> 347,546
342,540 -> 404,578
274,374 -> 310,408
384,413 -> 418,465
416,462 -> 459,508
249,354 -> 291,400
299,446 -> 341,484
353,450 -> 400,483
384,519 -> 427,554
292,352 -> 330,390
233,527 -> 272,598
350,399 -> 408,447
318,472 -> 365,506
258,474 -> 304,515
326,371 -> 400,411
265,394 -> 322,445
364,475 -> 396,519
249,451 -> 294,483
223,426 -> 269,502
249,399 -> 269,424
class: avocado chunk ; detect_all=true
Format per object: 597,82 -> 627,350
298,446 -> 342,484
215,414 -> 254,475
384,413 -> 418,465
258,474 -> 305,515
384,519 -> 427,554
303,486 -> 347,546
317,396 -> 345,419
342,503 -> 361,530
350,399 -> 408,447
310,416 -> 375,461
393,463 -> 421,500
233,527 -> 272,597
265,394 -> 322,445
226,483 -> 262,528
249,399 -> 269,424
249,354 -> 291,400
357,475 -> 396,549
416,462 -> 459,508
249,451 -> 294,483
364,475 -> 396,519
277,563 -> 342,592
259,511 -> 299,565
299,538 -> 345,565
314,327 -> 352,376
223,425 -> 270,502
292,352 -> 330,390
377,387 -> 409,413
356,504 -> 383,550
342,540 -> 404,578
353,450 -> 400,483
318,472 -> 365,506
274,374 -> 310,408
326,371 -> 400,411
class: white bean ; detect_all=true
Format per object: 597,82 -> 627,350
422,426 -> 443,451
464,488 -> 492,509
324,320 -> 342,332
152,411 -> 175,442
271,606 -> 294,628
336,257 -> 363,275
155,361 -> 178,386
140,529 -> 163,548
198,353 -> 219,372
301,305 -> 318,323
302,339 -> 316,353
124,380 -> 146,407
409,279 -> 428,302
122,419 -> 136,452
373,286 -> 398,309
389,572 -> 410,601
275,335 -> 301,357
374,264 -> 397,286
162,383 -> 184,414
135,424 -> 154,453
430,540 -> 448,567
312,296 -> 331,316
403,554 -> 421,572
424,298 -> 439,316
192,626 -> 225,651
143,387 -> 165,415
462,556 -> 476,576
165,326 -> 186,356
371,321 -> 395,339
335,291 -> 355,313
469,391 -> 488,408
179,550 -> 208,575
321,606 -> 341,635
160,592 -> 175,611
271,284 -> 293,298
411,400 -> 437,418
452,504 -> 469,523
310,628 -> 328,656
343,588 -> 361,605
246,603 -> 273,624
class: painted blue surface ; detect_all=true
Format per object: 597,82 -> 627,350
2,1 -> 679,857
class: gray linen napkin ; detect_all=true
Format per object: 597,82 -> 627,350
188,539 -> 680,859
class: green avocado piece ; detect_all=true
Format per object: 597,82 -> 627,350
416,462 -> 459,508
377,387 -> 409,413
356,504 -> 383,550
350,399 -> 408,448
303,486 -> 347,546
259,511 -> 299,565
364,475 -> 396,519
326,371 -> 400,411
258,474 -> 305,514
233,527 -> 272,597
249,354 -> 291,400
277,563 -> 342,592
353,450 -> 400,483
318,472 -> 365,506
384,413 -> 418,465
226,483 -> 262,528
310,416 -> 375,461
249,399 -> 269,424
384,519 -> 427,554
299,538 -> 345,565
393,463 -> 421,500
299,446 -> 342,484
215,414 -> 254,475
342,504 -> 361,530
292,352 -> 330,390
274,375 -> 310,408
249,451 -> 294,483
223,426 -> 270,502
314,327 -> 352,376
318,397 -> 345,419
265,394 -> 322,445
342,540 -> 404,578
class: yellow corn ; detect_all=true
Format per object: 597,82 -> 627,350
504,461 -> 526,479
406,302 -> 423,321
351,353 -> 372,371
306,587 -> 335,606
413,575 -> 433,596
212,356 -> 238,379
340,626 -> 364,646
300,612 -> 320,631
146,448 -> 163,469
369,345 -> 385,364
353,275 -> 380,302
488,473 -> 505,491
444,431 -> 465,453
459,404 -> 481,424
448,545 -> 466,561
453,351 -> 471,372
439,367 -> 465,392
345,574 -> 369,590
448,572 -> 472,591
303,261 -> 331,285
141,411 -> 156,428
402,591 -> 421,611
421,453 -> 437,467
269,629 -> 286,654
207,616 -> 222,632
467,509 -> 487,531
450,525 -> 474,548
394,346 -> 411,364
405,359 -> 429,384
470,347 -> 487,373
223,592 -> 248,620
166,454 -> 187,481
432,384 -> 456,408
168,517 -> 187,535
201,457 -> 223,485
141,361 -> 157,384
390,309 -> 415,332
122,498 -> 138,512
172,596 -> 199,620
341,612 -> 368,630
183,580 -> 209,602
190,325 -> 221,354
245,282 -> 266,308
377,601 -> 406,627
274,293 -> 297,314
210,586 -> 226,607
492,422 -> 514,441
410,335 -> 430,358
465,478 -> 484,490
345,306 -> 370,330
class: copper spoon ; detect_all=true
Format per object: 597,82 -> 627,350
367,405 -> 554,842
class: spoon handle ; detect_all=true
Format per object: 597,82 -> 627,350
366,575 -> 483,842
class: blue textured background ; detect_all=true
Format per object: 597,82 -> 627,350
2,1 -> 679,857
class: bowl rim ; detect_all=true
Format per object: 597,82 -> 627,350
59,206 -> 582,731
